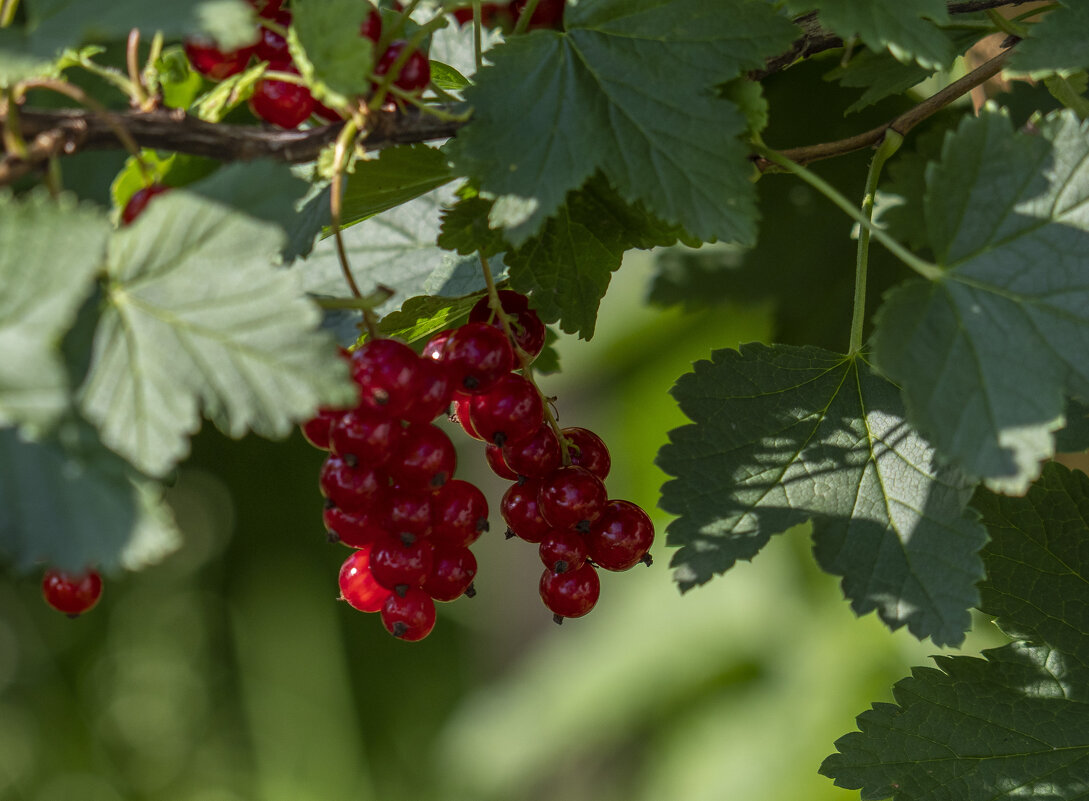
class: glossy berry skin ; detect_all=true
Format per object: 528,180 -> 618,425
350,339 -> 422,412
430,479 -> 489,548
587,500 -> 655,571
468,373 -> 544,446
387,424 -> 457,489
338,545 -> 393,612
537,466 -> 608,531
301,408 -> 343,450
42,569 -> 103,616
484,443 -> 519,481
539,528 -> 588,574
370,533 -> 435,591
423,545 -> 477,602
361,8 -> 382,41
402,357 -> 452,424
422,330 -> 451,362
185,40 -> 255,80
374,41 -> 431,94
250,64 -> 314,128
256,11 -> 292,63
468,292 -> 546,361
381,588 -> 436,641
562,427 -> 611,480
319,455 -> 385,512
330,407 -> 400,466
121,185 -> 170,225
540,563 -> 599,619
313,100 -> 343,122
500,478 -> 551,543
382,486 -> 434,540
440,323 -> 514,394
451,394 -> 483,440
502,423 -> 561,478
324,502 -> 388,548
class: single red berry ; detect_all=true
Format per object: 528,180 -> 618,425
468,292 -> 546,361
469,373 -> 544,447
381,587 -> 436,641
484,443 -> 520,481
121,185 -> 170,225
301,407 -> 344,450
249,0 -> 284,18
370,533 -> 435,591
313,101 -> 343,122
42,569 -> 103,617
361,7 -> 382,41
349,338 -> 422,412
512,0 -> 565,29
562,427 -> 611,480
422,330 -> 451,362
431,479 -> 489,548
440,323 -> 514,394
450,393 -> 483,440
539,528 -> 588,574
256,11 -> 292,62
382,486 -> 434,540
330,407 -> 400,466
324,502 -> 388,548
423,544 -> 477,602
338,544 -> 393,612
586,500 -> 655,571
250,63 -> 314,128
375,41 -> 431,94
319,455 -> 386,512
402,357 -> 453,424
540,563 -> 599,620
502,422 -> 561,478
469,290 -> 530,320
387,424 -> 457,489
500,478 -> 551,543
185,40 -> 255,80
537,465 -> 608,531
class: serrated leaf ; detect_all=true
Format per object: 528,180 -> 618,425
872,108 -> 1089,494
338,145 -> 453,229
78,192 -> 356,477
1009,2 -> 1089,78
288,0 -> 374,105
449,0 -> 798,245
155,45 -> 205,109
1044,72 -> 1089,120
823,463 -> 1089,799
0,192 -> 111,429
826,48 -> 934,114
438,195 -> 509,257
658,344 -> 986,646
377,293 -> 480,344
0,421 -> 180,573
785,0 -> 953,69
721,78 -> 768,133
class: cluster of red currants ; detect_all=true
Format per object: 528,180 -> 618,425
184,0 -> 430,129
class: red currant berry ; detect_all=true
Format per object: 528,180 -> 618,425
537,465 -> 607,531
349,338 -> 422,412
402,357 -> 452,424
361,7 -> 382,41
422,330 -> 451,362
370,533 -> 435,591
440,323 -> 514,394
387,424 -> 457,489
423,544 -> 477,601
250,63 -> 314,128
314,101 -> 343,122
319,455 -> 386,512
42,568 -> 103,616
375,41 -> 431,94
301,407 -> 343,450
500,478 -> 551,543
539,529 -> 588,574
512,0 -> 565,29
249,0 -> 284,18
324,502 -> 388,548
468,292 -> 546,361
540,563 -> 599,621
502,423 -> 561,477
330,407 -> 400,466
451,393 -> 483,440
452,2 -> 509,27
562,427 -> 611,480
484,443 -> 520,481
469,373 -> 544,446
256,11 -> 292,63
338,544 -> 393,612
381,587 -> 436,641
431,479 -> 489,548
382,486 -> 434,540
185,40 -> 255,80
121,185 -> 170,225
468,290 -> 530,322
587,500 -> 654,571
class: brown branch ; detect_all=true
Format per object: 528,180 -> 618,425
755,47 -> 1012,171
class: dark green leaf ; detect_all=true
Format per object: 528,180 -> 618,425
288,0 -> 375,106
1010,2 -> 1089,77
658,344 -> 986,646
438,196 -> 509,258
338,145 -> 453,229
826,48 -> 935,115
1055,397 -> 1089,452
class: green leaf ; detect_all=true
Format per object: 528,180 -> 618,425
377,293 -> 480,345
823,463 -> 1089,799
288,0 -> 375,106
1055,397 -> 1089,452
1044,72 -> 1089,120
872,108 -> 1089,494
0,421 -> 180,573
825,48 -> 934,115
438,195 -> 509,258
0,191 -> 111,430
155,44 -> 206,108
785,0 -> 953,69
429,59 -> 470,92
78,192 -> 356,478
448,0 -> 798,245
0,27 -> 58,85
193,60 -> 267,121
110,151 -> 219,215
338,145 -> 453,229
1009,2 -> 1089,78
658,344 -> 986,646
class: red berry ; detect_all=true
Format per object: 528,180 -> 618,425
387,424 -> 457,489
338,544 -> 393,612
382,486 -> 434,540
468,292 -> 546,361
469,373 -> 544,446
349,339 -> 422,412
319,455 -> 386,512
537,466 -> 608,531
330,407 -> 400,466
249,0 -> 284,18
42,569 -> 103,616
361,8 -> 382,41
431,479 -> 489,548
381,588 -> 436,641
121,185 -> 170,225
502,422 -> 561,477
539,529 -> 588,574
540,563 -> 599,620
314,100 -> 343,122
185,40 -> 255,80
500,478 -> 551,543
587,500 -> 654,571
402,357 -> 453,424
370,533 -> 435,590
250,63 -> 314,128
469,290 -> 530,320
452,3 -> 509,27
484,443 -> 520,481
451,393 -> 483,440
375,41 -> 431,94
324,502 -> 388,548
422,330 -> 451,362
301,408 -> 343,450
512,0 -> 565,29
256,11 -> 292,63
423,545 -> 478,601
440,323 -> 514,394
562,427 -> 611,480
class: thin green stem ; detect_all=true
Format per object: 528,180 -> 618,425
472,0 -> 483,71
512,0 -> 541,35
315,286 -> 394,310
985,8 -> 1028,37
0,0 -> 19,27
753,142 -> 943,282
368,15 -> 444,109
1012,3 -> 1059,22
849,130 -> 903,355
380,0 -> 422,49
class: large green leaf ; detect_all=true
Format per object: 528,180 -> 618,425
288,0 -> 375,106
338,145 -> 454,229
79,192 -> 356,478
872,109 -> 1089,494
448,0 -> 797,245
0,421 -> 180,573
1009,2 -> 1089,78
823,462 -> 1089,799
0,192 -> 110,430
657,343 -> 986,646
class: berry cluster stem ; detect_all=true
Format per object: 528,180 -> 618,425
512,0 -> 542,34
